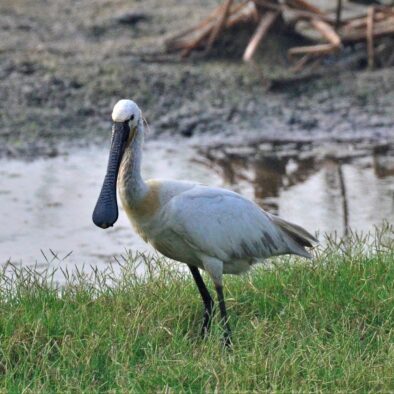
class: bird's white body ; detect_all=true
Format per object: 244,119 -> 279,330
95,99 -> 317,342
118,166 -> 315,288
111,99 -> 316,286
120,179 -> 311,277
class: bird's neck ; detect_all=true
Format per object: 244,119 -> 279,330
118,122 -> 148,204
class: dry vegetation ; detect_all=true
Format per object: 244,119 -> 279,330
167,0 -> 394,71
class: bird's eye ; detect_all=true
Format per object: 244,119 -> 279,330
130,114 -> 135,121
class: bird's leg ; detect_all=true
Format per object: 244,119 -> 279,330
188,265 -> 214,337
200,256 -> 232,347
215,283 -> 232,347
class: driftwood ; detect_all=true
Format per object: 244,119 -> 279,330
286,0 -> 323,16
165,0 -> 394,70
367,6 -> 375,69
289,19 -> 342,57
243,11 -> 279,61
166,1 -> 254,53
341,19 -> 394,43
206,0 -> 234,51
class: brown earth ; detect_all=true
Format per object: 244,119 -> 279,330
1,0 -> 393,158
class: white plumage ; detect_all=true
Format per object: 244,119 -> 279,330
94,99 -> 318,345
112,99 -> 141,122
136,184 -> 312,273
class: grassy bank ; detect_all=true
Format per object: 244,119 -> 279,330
1,229 -> 394,392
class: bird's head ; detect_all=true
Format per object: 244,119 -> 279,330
92,99 -> 142,229
112,99 -> 141,125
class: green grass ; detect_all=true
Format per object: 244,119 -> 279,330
1,228 -> 394,392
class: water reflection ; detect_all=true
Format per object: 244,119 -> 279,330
0,140 -> 393,279
202,143 -> 394,236
0,142 -> 222,271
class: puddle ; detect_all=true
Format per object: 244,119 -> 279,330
201,142 -> 394,237
1,140 -> 393,281
0,141 -> 222,275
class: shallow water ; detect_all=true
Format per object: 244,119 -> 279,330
1,140 -> 393,278
0,142 -> 220,271
203,145 -> 394,237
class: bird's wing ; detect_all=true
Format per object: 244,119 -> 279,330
161,186 -> 311,262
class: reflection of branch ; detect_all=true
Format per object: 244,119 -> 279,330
337,162 -> 349,237
367,6 -> 375,69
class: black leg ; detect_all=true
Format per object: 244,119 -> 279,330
215,284 -> 232,347
188,265 -> 215,337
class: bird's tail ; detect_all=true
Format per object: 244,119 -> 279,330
270,215 -> 318,258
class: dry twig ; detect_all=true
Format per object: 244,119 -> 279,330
206,0 -> 234,52
165,0 -> 394,72
243,11 -> 279,61
367,7 -> 375,69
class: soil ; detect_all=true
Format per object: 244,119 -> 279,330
1,0 -> 393,158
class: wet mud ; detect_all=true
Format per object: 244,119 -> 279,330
0,0 -> 393,158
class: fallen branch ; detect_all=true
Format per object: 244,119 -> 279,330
367,6 -> 375,69
374,5 -> 394,17
288,43 -> 338,57
206,0 -> 234,52
311,19 -> 341,46
243,11 -> 279,61
286,0 -> 324,16
226,1 -> 258,28
342,11 -> 389,31
165,0 -> 394,72
289,54 -> 311,72
253,0 -> 282,12
166,1 -> 251,51
289,18 -> 341,57
341,18 -> 394,43
165,4 -> 224,50
181,24 -> 215,57
288,10 -> 335,24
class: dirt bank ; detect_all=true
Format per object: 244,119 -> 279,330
1,0 -> 393,158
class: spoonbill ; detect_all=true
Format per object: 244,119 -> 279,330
93,99 -> 317,345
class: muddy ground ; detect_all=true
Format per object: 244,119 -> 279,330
1,0 -> 393,158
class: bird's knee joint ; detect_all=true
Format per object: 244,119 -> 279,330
201,256 -> 223,286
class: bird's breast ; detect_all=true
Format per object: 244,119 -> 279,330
121,180 -> 161,219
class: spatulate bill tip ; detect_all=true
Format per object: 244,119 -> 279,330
92,203 -> 118,229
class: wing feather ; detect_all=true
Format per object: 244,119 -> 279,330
161,186 -> 311,262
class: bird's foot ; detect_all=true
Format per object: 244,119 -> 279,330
200,307 -> 214,339
222,328 -> 232,348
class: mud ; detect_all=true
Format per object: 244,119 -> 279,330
1,0 -> 393,158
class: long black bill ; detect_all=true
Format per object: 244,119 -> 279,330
92,121 -> 130,229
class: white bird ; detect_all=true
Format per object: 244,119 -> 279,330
93,99 -> 318,345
